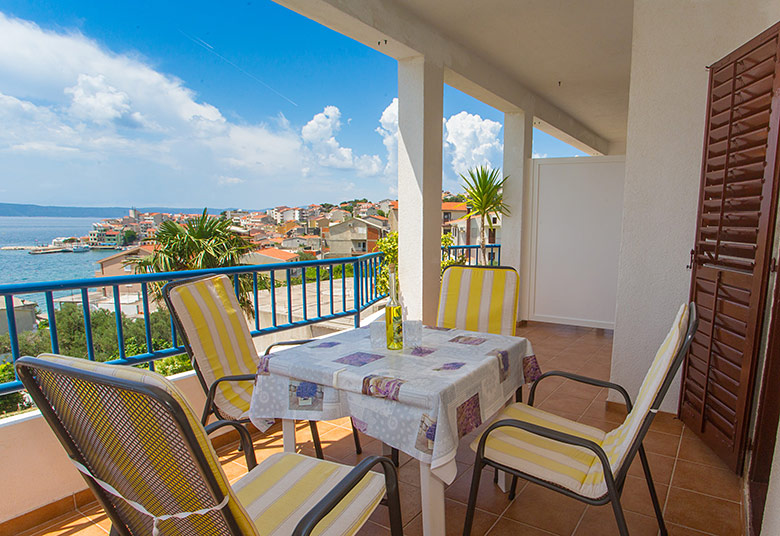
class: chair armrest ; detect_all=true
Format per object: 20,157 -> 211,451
476,418 -> 619,490
292,456 -> 400,536
528,370 -> 633,411
264,339 -> 314,355
201,374 -> 257,424
204,419 -> 258,470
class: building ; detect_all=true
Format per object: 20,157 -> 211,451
94,246 -> 154,299
326,217 -> 385,257
0,297 -> 37,336
441,201 -> 468,232
242,247 -> 299,265
327,207 -> 351,223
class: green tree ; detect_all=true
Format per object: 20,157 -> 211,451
128,209 -> 255,314
123,229 -> 138,245
373,232 -> 463,294
461,166 -> 510,265
0,361 -> 31,414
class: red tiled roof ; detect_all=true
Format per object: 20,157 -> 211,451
442,202 -> 467,211
257,248 -> 298,261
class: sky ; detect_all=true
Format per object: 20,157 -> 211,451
0,0 -> 585,209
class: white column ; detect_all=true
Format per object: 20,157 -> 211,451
397,56 -> 443,325
502,110 -> 534,322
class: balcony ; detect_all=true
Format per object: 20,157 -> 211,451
8,322 -> 744,536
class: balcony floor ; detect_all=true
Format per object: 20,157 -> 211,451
20,323 -> 744,536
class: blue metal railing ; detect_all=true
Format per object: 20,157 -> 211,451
0,252 -> 385,395
443,244 -> 501,266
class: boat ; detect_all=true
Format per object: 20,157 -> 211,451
69,245 -> 90,253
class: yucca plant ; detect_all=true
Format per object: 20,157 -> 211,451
129,209 -> 255,314
461,166 -> 510,265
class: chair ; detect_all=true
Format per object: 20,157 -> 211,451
16,354 -> 402,536
462,302 -> 698,536
163,274 -> 361,461
437,264 -> 542,398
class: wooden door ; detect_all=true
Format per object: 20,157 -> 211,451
679,22 -> 780,473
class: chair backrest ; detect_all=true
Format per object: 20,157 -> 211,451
436,265 -> 519,336
15,354 -> 259,536
164,275 -> 258,418
581,302 -> 698,496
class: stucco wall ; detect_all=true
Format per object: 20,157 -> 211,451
612,1 -> 780,414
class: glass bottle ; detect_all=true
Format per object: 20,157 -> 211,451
385,263 -> 403,349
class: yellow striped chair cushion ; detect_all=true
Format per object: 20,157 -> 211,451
233,452 -> 385,536
583,303 -> 690,496
35,354 -> 260,536
437,266 -> 519,336
471,403 -> 606,496
167,275 -> 258,420
472,303 -> 690,499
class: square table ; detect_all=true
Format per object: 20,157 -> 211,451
248,322 -> 535,536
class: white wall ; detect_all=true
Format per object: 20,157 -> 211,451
526,156 -> 625,329
611,0 -> 780,415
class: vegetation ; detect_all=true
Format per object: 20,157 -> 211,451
123,229 -> 138,245
0,305 -> 187,416
443,193 -> 467,203
373,232 -> 465,294
128,209 -> 255,314
461,166 -> 510,265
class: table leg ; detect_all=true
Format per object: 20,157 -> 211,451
282,419 -> 296,453
419,461 -> 446,536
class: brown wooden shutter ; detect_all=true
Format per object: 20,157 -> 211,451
680,22 -> 780,473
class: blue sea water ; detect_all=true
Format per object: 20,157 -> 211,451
0,216 -> 115,304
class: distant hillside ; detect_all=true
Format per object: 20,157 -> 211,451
0,203 -> 253,218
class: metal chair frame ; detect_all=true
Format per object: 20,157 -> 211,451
463,303 -> 698,536
16,355 -> 402,536
163,276 -> 361,462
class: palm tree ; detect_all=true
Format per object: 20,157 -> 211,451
461,166 -> 510,265
129,209 -> 255,314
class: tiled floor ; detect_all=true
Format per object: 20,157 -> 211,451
20,323 -> 744,536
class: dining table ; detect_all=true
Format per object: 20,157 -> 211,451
248,321 -> 537,536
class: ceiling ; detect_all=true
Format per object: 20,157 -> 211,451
392,0 -> 634,147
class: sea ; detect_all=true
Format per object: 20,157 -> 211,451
0,216 -> 115,305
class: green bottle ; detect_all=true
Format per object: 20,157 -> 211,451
385,263 -> 403,349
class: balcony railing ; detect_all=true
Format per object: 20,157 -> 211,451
443,244 -> 501,265
0,252 -> 385,396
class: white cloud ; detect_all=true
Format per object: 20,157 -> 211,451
0,12 -> 391,205
375,98 -> 398,180
532,152 -> 548,159
301,105 -> 382,176
444,111 -> 503,178
217,175 -> 246,185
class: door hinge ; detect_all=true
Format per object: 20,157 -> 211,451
686,249 -> 695,270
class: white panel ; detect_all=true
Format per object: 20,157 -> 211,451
528,156 -> 625,328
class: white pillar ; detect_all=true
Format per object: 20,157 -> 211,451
502,109 -> 534,322
397,57 -> 443,324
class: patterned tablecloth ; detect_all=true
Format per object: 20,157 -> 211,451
249,323 -> 537,484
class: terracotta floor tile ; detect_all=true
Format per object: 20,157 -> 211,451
576,416 -> 619,433
677,428 -> 731,469
486,517 -> 556,535
664,486 -> 742,535
525,375 -> 565,405
368,480 -> 422,528
446,466 -> 518,515
650,412 -> 684,436
641,430 -> 681,458
402,499 -> 498,536
557,379 -> 604,401
667,524 -> 720,535
619,475 -> 668,517
580,400 -> 628,424
626,451 -> 676,485
671,459 -> 742,502
573,505 -> 660,536
503,483 -> 587,535
355,520 -> 392,535
535,393 -> 595,418
21,512 -> 107,536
